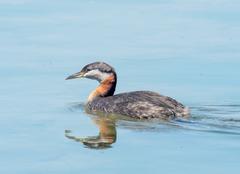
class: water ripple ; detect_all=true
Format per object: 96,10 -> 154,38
175,104 -> 240,135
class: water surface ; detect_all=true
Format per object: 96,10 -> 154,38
1,0 -> 240,174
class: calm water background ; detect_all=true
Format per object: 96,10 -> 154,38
1,0 -> 240,173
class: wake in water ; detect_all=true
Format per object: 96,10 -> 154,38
173,104 -> 240,135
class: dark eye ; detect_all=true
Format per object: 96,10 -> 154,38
83,66 -> 90,72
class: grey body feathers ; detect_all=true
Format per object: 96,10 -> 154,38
87,91 -> 189,119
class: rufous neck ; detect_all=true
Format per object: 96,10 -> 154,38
88,73 -> 117,102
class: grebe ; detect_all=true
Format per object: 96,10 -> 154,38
66,62 -> 190,119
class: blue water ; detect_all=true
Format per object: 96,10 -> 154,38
1,0 -> 240,173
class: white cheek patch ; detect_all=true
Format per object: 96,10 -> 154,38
84,69 -> 111,82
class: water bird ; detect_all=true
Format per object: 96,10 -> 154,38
66,62 -> 190,119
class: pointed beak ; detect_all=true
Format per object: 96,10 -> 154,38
65,71 -> 85,80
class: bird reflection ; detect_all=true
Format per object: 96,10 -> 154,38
65,115 -> 117,149
65,103 -> 179,149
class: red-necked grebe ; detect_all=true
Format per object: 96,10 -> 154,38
66,62 -> 190,119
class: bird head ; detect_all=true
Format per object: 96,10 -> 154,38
66,62 -> 116,83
